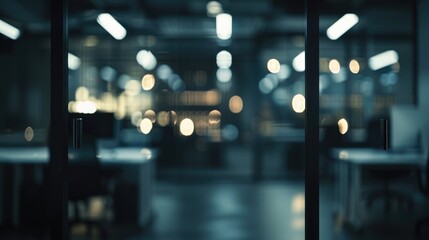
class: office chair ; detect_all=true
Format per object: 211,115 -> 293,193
364,118 -> 413,212
365,169 -> 413,211
68,135 -> 115,239
415,143 -> 429,236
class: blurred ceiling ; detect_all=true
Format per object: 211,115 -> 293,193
0,0 -> 414,78
0,0 -> 413,38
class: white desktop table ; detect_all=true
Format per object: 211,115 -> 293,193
0,146 -> 156,227
331,148 -> 425,229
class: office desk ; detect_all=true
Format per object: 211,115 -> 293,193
0,146 -> 156,227
331,148 -> 425,229
97,147 -> 156,226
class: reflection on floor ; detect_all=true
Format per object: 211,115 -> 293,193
141,181 -> 305,240
6,179 -> 426,240
89,179 -> 428,240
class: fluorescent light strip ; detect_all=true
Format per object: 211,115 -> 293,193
97,13 -> 127,40
0,19 -> 20,40
68,53 -> 81,70
293,51 -> 305,72
216,13 -> 232,40
369,50 -> 399,70
326,13 -> 359,40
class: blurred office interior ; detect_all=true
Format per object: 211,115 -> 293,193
0,0 -> 429,239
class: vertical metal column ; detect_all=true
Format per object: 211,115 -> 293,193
49,0 -> 68,238
305,0 -> 319,239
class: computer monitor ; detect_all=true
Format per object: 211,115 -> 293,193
390,105 -> 420,149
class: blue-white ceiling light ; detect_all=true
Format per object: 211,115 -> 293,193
136,50 -> 157,70
0,18 -> 20,40
369,50 -> 399,70
97,13 -> 127,40
326,13 -> 359,40
216,13 -> 232,40
68,53 -> 81,70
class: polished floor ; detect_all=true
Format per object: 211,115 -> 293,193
141,181 -> 306,240
2,179 -> 428,239
105,179 -> 428,240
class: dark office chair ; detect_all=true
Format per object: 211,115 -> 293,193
364,118 -> 413,212
365,169 -> 413,211
68,135 -> 115,239
415,144 -> 429,236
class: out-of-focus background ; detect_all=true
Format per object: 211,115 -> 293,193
1,0 -> 429,239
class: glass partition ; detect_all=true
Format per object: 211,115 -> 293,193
0,0 -> 51,238
318,1 -> 421,239
68,0 -> 305,239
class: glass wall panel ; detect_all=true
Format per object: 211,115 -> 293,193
68,0 -> 305,239
0,0 -> 51,238
318,1 -> 422,239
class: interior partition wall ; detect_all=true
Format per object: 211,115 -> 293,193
318,0 -> 419,239
66,0 -> 308,239
0,0 -> 55,238
2,0 -> 318,239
